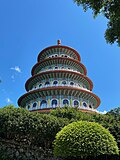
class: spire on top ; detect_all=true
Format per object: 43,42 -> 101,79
57,39 -> 61,45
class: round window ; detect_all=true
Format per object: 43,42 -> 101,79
53,81 -> 58,85
83,102 -> 87,107
39,84 -> 42,88
40,100 -> 47,109
52,99 -> 57,108
74,100 -> 79,106
89,105 -> 92,108
45,82 -> 50,86
70,82 -> 74,85
55,66 -> 58,69
28,105 -> 30,109
33,102 -> 37,108
62,81 -> 66,85
63,99 -> 69,105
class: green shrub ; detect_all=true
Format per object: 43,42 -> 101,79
54,121 -> 119,159
50,106 -> 92,121
31,113 -> 69,149
0,106 -> 69,149
50,106 -> 120,151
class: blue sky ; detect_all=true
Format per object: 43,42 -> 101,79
0,0 -> 120,113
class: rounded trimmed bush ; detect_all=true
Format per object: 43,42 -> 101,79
54,121 -> 119,159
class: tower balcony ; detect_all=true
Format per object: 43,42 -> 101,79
18,86 -> 100,110
29,83 -> 91,92
25,70 -> 93,92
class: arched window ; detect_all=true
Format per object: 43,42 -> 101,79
70,82 -> 74,86
89,105 -> 92,108
55,66 -> 58,69
40,100 -> 47,109
33,102 -> 37,108
64,55 -> 67,58
39,84 -> 42,88
61,55 -> 64,57
51,99 -> 57,108
62,81 -> 66,85
28,105 -> 30,110
45,81 -> 50,86
53,81 -> 58,86
63,99 -> 69,106
49,66 -> 52,70
74,100 -> 79,107
55,55 -> 57,57
68,67 -> 70,70
52,55 -> 54,58
83,102 -> 87,107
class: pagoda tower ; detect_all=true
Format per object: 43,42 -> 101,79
18,40 -> 100,113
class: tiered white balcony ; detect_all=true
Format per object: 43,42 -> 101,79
29,83 -> 91,92
38,68 -> 81,74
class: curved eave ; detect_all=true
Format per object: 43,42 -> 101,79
18,87 -> 100,108
37,45 -> 81,62
25,70 -> 93,91
31,57 -> 87,76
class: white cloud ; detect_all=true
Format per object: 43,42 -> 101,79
6,98 -> 12,103
98,110 -> 107,114
11,66 -> 21,73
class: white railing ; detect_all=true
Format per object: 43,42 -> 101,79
38,68 -> 81,74
29,84 -> 91,92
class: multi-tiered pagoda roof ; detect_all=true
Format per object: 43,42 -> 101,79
18,40 -> 100,113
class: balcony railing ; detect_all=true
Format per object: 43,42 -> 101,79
29,84 -> 91,92
37,68 -> 82,74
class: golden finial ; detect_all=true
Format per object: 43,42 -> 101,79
57,39 -> 61,45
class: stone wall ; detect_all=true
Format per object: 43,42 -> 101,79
0,138 -> 61,160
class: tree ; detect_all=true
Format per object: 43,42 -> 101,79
74,0 -> 120,46
51,106 -> 120,151
107,107 -> 120,115
54,121 -> 119,159
0,105 -> 69,150
50,106 -> 92,121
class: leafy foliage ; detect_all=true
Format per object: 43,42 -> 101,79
50,106 -> 92,121
51,106 -> 120,151
107,107 -> 120,115
0,105 -> 69,149
0,105 -> 120,159
54,121 -> 119,159
74,0 -> 120,46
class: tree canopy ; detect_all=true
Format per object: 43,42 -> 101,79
74,0 -> 120,46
